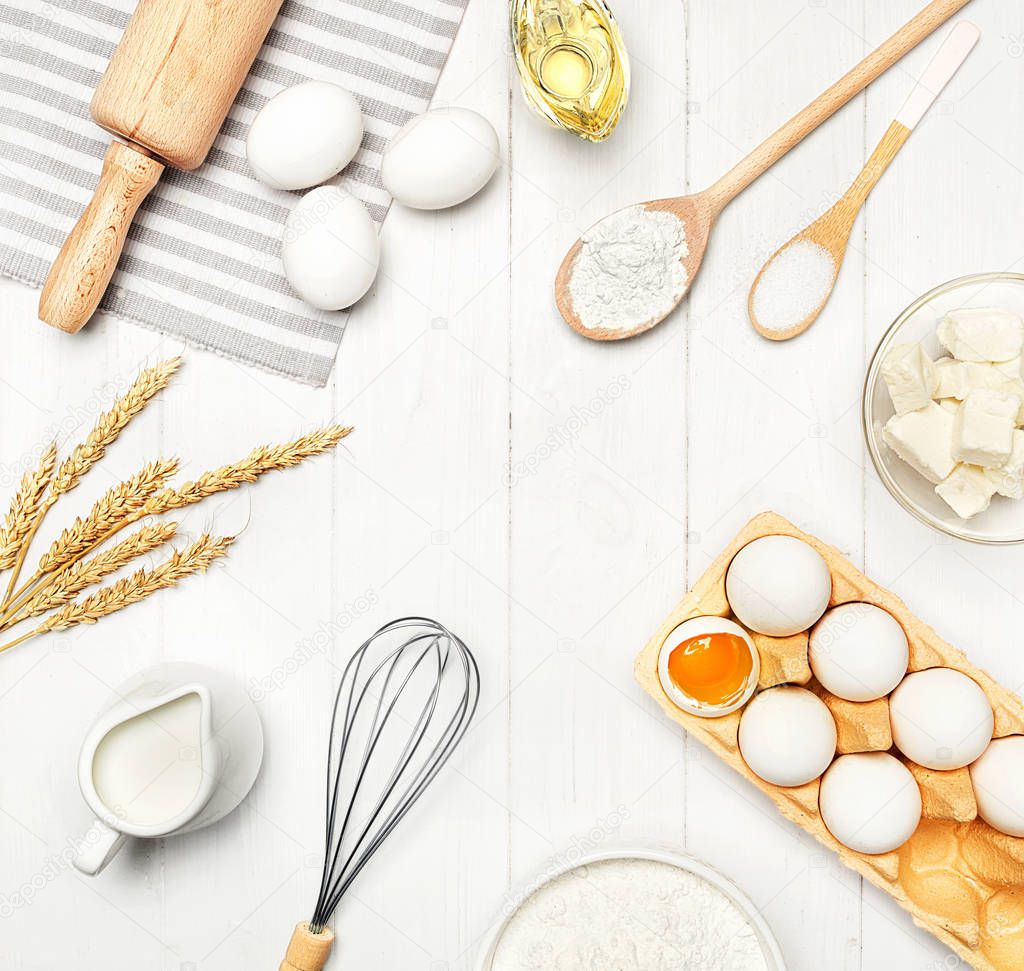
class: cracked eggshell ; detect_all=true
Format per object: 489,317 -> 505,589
247,81 -> 363,191
282,186 -> 379,311
382,108 -> 499,210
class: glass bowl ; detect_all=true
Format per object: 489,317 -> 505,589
863,272 -> 1024,544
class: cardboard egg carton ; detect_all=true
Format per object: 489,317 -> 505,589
635,512 -> 1024,970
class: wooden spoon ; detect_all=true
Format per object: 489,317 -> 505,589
749,20 -> 980,342
554,0 -> 973,341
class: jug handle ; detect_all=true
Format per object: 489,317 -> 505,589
73,819 -> 127,875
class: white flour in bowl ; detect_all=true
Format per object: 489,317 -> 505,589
752,239 -> 836,333
569,206 -> 688,335
490,857 -> 770,971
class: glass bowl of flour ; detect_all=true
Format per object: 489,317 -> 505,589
863,272 -> 1024,544
475,847 -> 786,971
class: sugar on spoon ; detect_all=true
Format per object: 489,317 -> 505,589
554,0 -> 973,341
748,21 -> 979,342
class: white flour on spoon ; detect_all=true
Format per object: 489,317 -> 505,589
490,857 -> 770,970
569,206 -> 689,335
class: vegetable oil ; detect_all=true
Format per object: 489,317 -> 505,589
510,0 -> 630,142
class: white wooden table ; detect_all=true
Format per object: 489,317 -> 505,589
2,1 -> 1022,968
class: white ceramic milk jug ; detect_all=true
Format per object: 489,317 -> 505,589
73,662 -> 263,875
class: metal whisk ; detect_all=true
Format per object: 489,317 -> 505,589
280,617 -> 480,971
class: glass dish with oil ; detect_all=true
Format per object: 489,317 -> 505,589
510,0 -> 630,142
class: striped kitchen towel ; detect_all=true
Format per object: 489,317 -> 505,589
0,0 -> 468,385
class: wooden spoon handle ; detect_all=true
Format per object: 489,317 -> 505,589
38,141 -> 163,334
703,0 -> 972,213
280,922 -> 335,971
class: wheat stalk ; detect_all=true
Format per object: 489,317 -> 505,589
34,534 -> 233,635
2,358 -> 181,603
0,443 -> 57,571
37,458 -> 179,575
143,424 -> 352,515
9,521 -> 179,625
48,358 -> 181,502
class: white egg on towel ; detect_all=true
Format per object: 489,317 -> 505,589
382,108 -> 500,210
282,186 -> 379,311
247,81 -> 363,191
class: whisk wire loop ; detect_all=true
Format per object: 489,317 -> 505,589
309,618 -> 479,933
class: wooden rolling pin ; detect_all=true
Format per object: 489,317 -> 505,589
38,0 -> 285,334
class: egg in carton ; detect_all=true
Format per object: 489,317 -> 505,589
635,511 -> 1024,970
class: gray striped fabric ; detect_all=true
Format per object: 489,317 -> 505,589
0,0 -> 469,385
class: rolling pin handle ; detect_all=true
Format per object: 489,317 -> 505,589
38,141 -> 163,334
279,922 -> 335,971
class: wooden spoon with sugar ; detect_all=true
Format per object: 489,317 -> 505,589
555,0 -> 972,341
749,21 -> 979,342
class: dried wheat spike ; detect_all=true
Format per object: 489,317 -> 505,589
37,534 -> 233,632
0,443 -> 57,571
16,521 -> 179,622
38,458 -> 179,574
48,358 -> 181,502
144,424 -> 351,514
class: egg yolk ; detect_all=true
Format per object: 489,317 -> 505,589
666,632 -> 754,707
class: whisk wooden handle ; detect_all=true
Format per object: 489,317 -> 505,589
280,923 -> 335,971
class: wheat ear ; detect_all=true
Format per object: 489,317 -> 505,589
0,443 -> 57,571
2,358 -> 181,603
8,521 -> 179,626
143,424 -> 352,514
33,534 -> 233,635
37,458 -> 179,575
49,358 -> 181,502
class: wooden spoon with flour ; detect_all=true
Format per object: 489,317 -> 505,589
554,0 -> 972,341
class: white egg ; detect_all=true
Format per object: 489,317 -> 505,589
890,668 -> 994,770
247,81 -> 363,191
819,753 -> 922,854
382,108 -> 499,210
657,616 -> 759,717
282,186 -> 379,311
970,736 -> 1024,836
726,536 -> 832,637
809,603 -> 909,702
738,686 -> 837,787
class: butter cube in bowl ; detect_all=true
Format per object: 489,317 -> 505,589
864,272 -> 1024,543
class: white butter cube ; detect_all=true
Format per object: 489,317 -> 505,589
881,343 -> 936,414
988,429 -> 1024,499
952,389 -> 1020,468
882,402 -> 956,484
936,464 -> 998,519
934,359 -> 1024,401
996,357 -> 1024,382
938,398 -> 961,415
938,308 -> 1024,362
